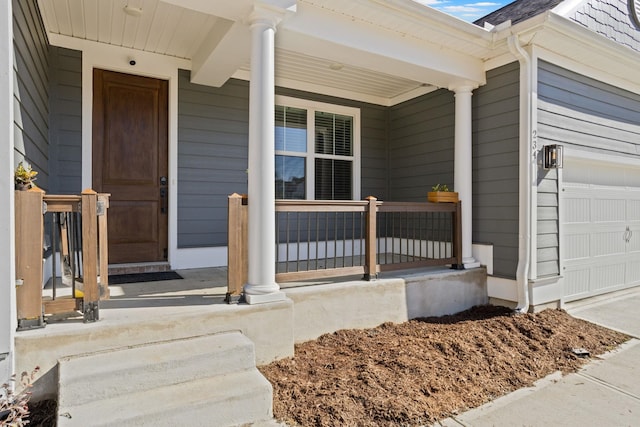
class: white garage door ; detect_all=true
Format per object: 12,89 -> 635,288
561,158 -> 640,302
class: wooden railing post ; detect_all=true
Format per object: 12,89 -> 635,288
453,201 -> 463,269
15,188 -> 45,330
98,193 -> 110,300
81,189 -> 99,322
226,193 -> 248,303
364,196 -> 378,280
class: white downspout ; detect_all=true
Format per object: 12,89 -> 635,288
508,35 -> 532,313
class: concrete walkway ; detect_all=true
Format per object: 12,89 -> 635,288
438,289 -> 640,426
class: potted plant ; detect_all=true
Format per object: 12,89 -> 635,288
14,161 -> 38,190
428,184 -> 458,203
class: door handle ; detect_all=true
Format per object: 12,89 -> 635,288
623,226 -> 632,243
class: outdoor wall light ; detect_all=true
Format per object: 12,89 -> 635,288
543,144 -> 563,169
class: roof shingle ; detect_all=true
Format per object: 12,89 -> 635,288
474,0 -> 565,27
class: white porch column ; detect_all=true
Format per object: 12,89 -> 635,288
0,0 -> 15,380
243,6 -> 286,304
451,84 -> 480,269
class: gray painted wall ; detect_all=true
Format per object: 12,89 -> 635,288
538,60 -> 640,157
177,73 -> 389,248
569,0 -> 640,53
537,168 -> 559,277
177,72 -> 250,248
472,62 -> 520,279
49,47 -> 82,194
13,0 -> 49,190
388,89 -> 455,201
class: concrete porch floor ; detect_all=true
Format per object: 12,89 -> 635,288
17,265 -> 487,401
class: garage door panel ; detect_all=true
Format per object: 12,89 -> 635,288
592,198 -> 626,222
564,197 -> 590,223
563,268 -> 590,298
628,226 -> 640,252
629,199 -> 640,221
592,263 -> 626,291
591,231 -> 626,257
564,233 -> 589,260
626,260 -> 640,285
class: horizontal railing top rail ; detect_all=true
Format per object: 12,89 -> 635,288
275,199 -> 459,211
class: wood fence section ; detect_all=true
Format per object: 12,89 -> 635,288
14,189 -> 110,329
227,196 -> 463,299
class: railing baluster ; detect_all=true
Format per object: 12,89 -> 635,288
307,211 -> 311,272
296,212 -> 300,271
285,212 -> 290,273
325,211 -> 329,269
51,213 -> 58,300
334,211 -> 338,269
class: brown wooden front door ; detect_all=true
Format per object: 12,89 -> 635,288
92,69 -> 168,264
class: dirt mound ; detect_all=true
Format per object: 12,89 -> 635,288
260,305 -> 628,426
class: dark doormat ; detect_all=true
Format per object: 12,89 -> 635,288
109,271 -> 183,285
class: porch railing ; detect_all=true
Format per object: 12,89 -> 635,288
15,188 -> 110,330
227,194 -> 462,300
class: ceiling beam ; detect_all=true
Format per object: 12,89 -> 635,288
191,20 -> 251,87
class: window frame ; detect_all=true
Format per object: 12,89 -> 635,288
275,95 -> 361,201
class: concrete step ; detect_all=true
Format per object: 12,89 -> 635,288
58,369 -> 273,427
58,332 -> 257,407
57,331 -> 274,426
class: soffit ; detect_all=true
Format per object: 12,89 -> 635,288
37,0 -> 218,60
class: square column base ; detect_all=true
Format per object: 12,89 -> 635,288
245,291 -> 287,305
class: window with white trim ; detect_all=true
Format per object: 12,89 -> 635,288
275,96 -> 360,200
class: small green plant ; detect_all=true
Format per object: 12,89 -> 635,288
431,184 -> 451,192
0,367 -> 39,426
14,162 -> 38,190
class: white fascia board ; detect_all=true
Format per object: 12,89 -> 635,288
279,3 -> 485,88
191,19 -> 251,87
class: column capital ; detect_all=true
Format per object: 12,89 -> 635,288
248,2 -> 296,30
448,82 -> 478,94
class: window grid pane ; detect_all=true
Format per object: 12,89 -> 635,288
276,106 -> 307,153
276,155 -> 306,199
314,111 -> 353,156
315,158 -> 352,200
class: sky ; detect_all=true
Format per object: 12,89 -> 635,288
413,0 -> 510,22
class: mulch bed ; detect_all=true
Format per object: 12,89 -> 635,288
260,305 -> 629,426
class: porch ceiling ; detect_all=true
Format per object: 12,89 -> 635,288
37,0 -> 492,105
